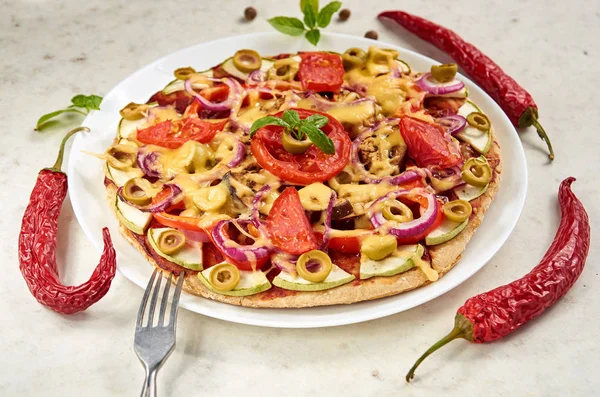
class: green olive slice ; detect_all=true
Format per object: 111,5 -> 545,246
174,66 -> 196,80
233,49 -> 262,73
281,130 -> 312,154
157,229 -> 186,255
296,250 -> 333,283
122,178 -> 152,206
342,47 -> 367,71
267,58 -> 299,81
361,234 -> 397,261
210,263 -> 241,292
120,102 -> 149,121
382,199 -> 414,223
443,199 -> 472,223
430,63 -> 458,83
461,157 -> 492,187
106,144 -> 137,170
466,112 -> 491,132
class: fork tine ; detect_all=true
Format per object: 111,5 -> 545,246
137,269 -> 158,327
158,273 -> 173,326
146,270 -> 163,326
168,274 -> 185,327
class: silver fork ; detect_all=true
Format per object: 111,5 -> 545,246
134,269 -> 184,397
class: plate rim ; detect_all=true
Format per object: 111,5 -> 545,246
67,31 -> 527,328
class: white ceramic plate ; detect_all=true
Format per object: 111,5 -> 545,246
67,32 -> 527,328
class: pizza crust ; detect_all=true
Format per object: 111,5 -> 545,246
106,136 -> 501,308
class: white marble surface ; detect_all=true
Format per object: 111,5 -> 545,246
1,0 -> 598,396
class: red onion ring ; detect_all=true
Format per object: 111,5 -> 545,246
369,190 -> 439,239
270,252 -> 298,273
416,73 -> 464,95
184,77 -> 243,111
211,220 -> 271,264
227,141 -> 246,168
321,192 -> 337,249
136,146 -> 162,179
247,70 -> 266,83
250,184 -> 272,230
436,115 -> 467,135
117,184 -> 183,213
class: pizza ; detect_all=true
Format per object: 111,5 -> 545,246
102,46 -> 501,308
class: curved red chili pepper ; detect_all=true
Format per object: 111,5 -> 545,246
18,127 -> 117,314
378,10 -> 555,160
406,177 -> 590,381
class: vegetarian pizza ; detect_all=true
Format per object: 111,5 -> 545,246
102,46 -> 501,307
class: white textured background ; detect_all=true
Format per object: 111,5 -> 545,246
1,0 -> 598,396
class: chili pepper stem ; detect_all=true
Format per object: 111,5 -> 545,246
48,126 -> 90,172
406,313 -> 474,382
530,116 -> 555,161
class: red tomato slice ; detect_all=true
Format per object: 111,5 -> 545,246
266,187 -> 319,255
399,116 -> 462,168
137,118 -> 227,149
250,108 -> 351,185
298,52 -> 344,92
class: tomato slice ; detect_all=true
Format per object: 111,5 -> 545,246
298,52 -> 344,92
137,117 -> 227,149
399,116 -> 462,168
250,108 -> 351,185
266,187 -> 318,255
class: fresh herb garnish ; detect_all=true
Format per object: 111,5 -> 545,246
36,94 -> 102,131
268,1 -> 342,46
249,110 -> 335,154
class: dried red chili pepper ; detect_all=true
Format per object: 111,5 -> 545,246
378,10 -> 555,160
18,127 -> 117,314
405,177 -> 589,381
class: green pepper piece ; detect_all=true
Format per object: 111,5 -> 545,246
430,63 -> 458,83
443,200 -> 472,223
361,234 -> 397,261
466,112 -> 491,132
296,250 -> 333,283
233,49 -> 262,73
281,129 -> 312,154
461,157 -> 492,187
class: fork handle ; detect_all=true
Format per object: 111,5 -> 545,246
141,367 -> 157,397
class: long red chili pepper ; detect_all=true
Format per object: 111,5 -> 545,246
378,10 -> 555,160
405,177 -> 589,381
18,127 -> 117,314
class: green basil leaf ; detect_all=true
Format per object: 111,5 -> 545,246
303,3 -> 317,28
267,17 -> 306,36
71,94 -> 102,111
281,110 -> 301,127
249,116 -> 290,138
317,1 -> 342,28
300,123 -> 335,154
300,0 -> 319,13
305,114 -> 328,129
305,29 -> 321,46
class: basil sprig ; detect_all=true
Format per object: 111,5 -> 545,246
36,94 -> 102,131
249,110 -> 335,154
268,1 -> 342,46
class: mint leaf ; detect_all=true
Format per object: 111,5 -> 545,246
317,1 -> 342,28
267,17 -> 306,36
281,110 -> 301,127
300,0 -> 319,12
300,123 -> 334,154
305,29 -> 321,46
71,94 -> 102,111
249,116 -> 290,137
305,114 -> 328,129
303,3 -> 317,28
